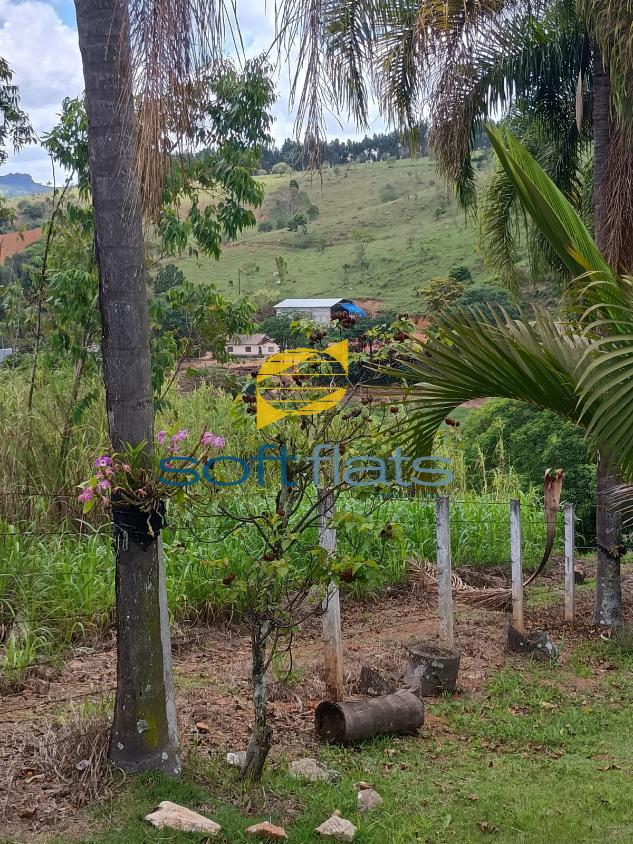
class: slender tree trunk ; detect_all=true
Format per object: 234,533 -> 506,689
241,622 -> 272,781
75,0 -> 179,771
594,455 -> 623,626
592,45 -> 623,627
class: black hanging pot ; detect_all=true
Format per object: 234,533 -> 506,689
111,498 -> 166,551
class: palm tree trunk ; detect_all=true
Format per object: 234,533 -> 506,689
75,0 -> 179,771
592,44 -> 623,627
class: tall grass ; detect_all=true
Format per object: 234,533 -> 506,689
0,372 -> 562,678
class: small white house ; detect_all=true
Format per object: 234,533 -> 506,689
0,347 -> 13,363
273,298 -> 366,325
226,334 -> 279,359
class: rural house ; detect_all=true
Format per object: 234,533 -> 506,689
273,298 -> 366,325
226,334 -> 279,358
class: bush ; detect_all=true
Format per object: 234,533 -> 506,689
455,283 -> 520,318
418,276 -> 465,312
379,183 -> 400,203
306,203 -> 320,220
257,220 -> 274,233
256,168 -> 269,176
271,162 -> 292,175
461,399 -> 596,532
449,264 -> 473,284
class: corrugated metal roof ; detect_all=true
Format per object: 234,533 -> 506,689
274,298 -> 348,308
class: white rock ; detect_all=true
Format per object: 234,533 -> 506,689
226,751 -> 248,767
315,812 -> 357,842
289,758 -> 340,782
145,801 -> 221,835
357,788 -> 383,812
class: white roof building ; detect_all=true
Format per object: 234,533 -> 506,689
226,334 -> 279,358
274,298 -> 362,325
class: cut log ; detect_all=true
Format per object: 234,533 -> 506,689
315,690 -> 423,744
403,642 -> 460,696
507,625 -> 558,660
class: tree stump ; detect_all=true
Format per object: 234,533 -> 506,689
356,665 -> 397,697
507,625 -> 558,660
315,690 -> 424,744
403,642 -> 460,696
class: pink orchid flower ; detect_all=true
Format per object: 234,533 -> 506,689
94,455 -> 113,469
78,488 -> 94,503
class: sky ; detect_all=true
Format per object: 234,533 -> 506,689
0,0 -> 382,184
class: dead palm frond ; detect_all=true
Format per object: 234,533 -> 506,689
128,0 -> 240,216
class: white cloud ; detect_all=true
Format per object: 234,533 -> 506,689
0,0 -> 82,181
0,0 -> 383,182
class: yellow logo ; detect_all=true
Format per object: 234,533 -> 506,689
256,340 -> 349,428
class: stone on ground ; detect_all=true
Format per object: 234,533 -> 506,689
289,757 -> 340,782
145,801 -> 220,835
357,787 -> 383,812
315,811 -> 357,841
246,820 -> 288,839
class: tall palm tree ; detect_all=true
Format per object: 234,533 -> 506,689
286,0 -> 633,626
398,127 -> 633,626
73,0 -> 232,772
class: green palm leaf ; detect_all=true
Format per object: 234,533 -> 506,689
398,306 -> 588,457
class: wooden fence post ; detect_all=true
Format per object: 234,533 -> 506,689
435,496 -> 454,649
564,502 -> 575,624
318,489 -> 344,701
510,498 -> 524,632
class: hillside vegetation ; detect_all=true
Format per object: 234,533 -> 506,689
168,155 -> 494,312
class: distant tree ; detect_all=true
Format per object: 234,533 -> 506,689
455,283 -> 519,317
448,264 -> 473,284
272,162 -> 292,175
418,276 -> 466,312
259,315 -> 304,350
351,228 -> 374,269
306,203 -> 320,221
287,212 -> 308,233
152,263 -> 186,295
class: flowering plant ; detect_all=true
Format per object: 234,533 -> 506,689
78,427 -> 226,513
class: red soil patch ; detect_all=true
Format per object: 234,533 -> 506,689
0,228 -> 42,264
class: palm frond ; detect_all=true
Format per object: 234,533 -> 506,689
129,0 -> 238,217
430,4 -> 588,208
397,306 -> 586,456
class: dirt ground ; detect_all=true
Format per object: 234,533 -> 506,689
1,560 -> 627,841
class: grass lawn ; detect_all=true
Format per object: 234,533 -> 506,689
54,640 -> 633,844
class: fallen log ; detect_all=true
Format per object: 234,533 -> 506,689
315,690 -> 424,745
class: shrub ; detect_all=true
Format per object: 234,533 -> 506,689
418,276 -> 465,312
257,220 -> 274,233
379,183 -> 400,203
271,162 -> 292,175
449,264 -> 473,284
461,399 -> 596,532
455,283 -> 519,317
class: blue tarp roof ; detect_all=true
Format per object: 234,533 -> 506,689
339,302 -> 367,317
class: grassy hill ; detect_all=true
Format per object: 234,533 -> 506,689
167,156 -> 493,312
